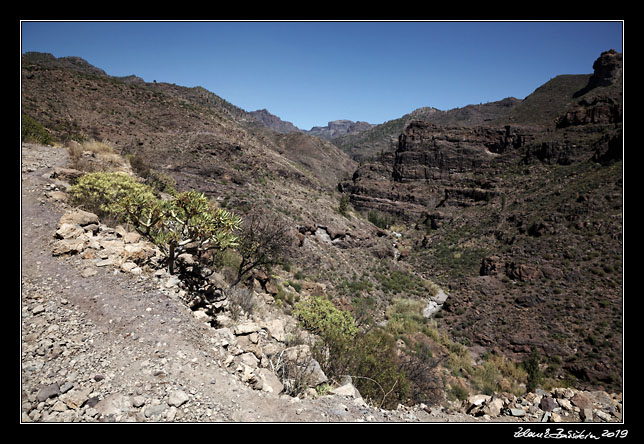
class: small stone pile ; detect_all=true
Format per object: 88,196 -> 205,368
457,388 -> 622,423
51,208 -> 159,277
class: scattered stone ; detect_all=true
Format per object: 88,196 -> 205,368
120,262 -> 138,272
52,400 -> 68,412
123,232 -> 141,244
557,398 -> 573,411
262,319 -> 286,342
192,310 -> 211,321
331,383 -> 361,399
55,223 -> 84,239
549,412 -> 563,423
60,386 -> 92,409
94,394 -> 132,417
58,210 -> 99,228
85,396 -> 100,408
234,322 -> 262,335
254,368 -> 284,394
168,390 -> 189,408
466,394 -> 490,412
539,396 -> 558,412
59,382 -> 74,394
580,408 -> 594,422
51,238 -> 86,256
144,403 -> 167,418
81,267 -> 98,278
571,392 -> 593,410
165,276 -> 181,288
37,383 -> 60,402
482,397 -> 505,417
96,258 -> 114,267
594,410 -> 613,422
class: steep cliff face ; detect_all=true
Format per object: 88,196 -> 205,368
392,122 -> 534,181
557,49 -> 623,128
340,121 -> 537,220
338,50 -> 623,391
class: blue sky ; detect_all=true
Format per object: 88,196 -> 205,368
21,21 -> 623,130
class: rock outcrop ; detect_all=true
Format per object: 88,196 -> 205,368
249,109 -> 301,134
307,119 -> 374,140
339,121 -> 534,221
557,49 -> 623,128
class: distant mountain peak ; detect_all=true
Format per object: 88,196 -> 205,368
306,119 -> 374,140
249,109 -> 302,134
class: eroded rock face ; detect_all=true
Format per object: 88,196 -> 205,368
557,50 -> 623,128
588,49 -> 622,89
339,121 -> 533,222
393,122 -> 497,181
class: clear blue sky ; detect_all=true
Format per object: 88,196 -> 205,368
21,21 -> 623,130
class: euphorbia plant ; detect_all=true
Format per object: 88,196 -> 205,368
123,189 -> 242,274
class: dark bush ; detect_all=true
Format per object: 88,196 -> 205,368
22,114 -> 52,145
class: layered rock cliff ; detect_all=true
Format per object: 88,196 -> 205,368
338,50 -> 623,392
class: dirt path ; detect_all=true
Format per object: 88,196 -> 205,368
22,143 -> 486,423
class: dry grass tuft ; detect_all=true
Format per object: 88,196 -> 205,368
67,139 -> 130,173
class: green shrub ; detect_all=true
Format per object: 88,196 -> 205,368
288,281 -> 302,293
367,210 -> 396,229
294,296 -> 414,408
338,194 -> 350,217
293,296 -> 358,339
232,209 -> 294,287
129,189 -> 242,273
337,277 -> 373,297
385,297 -> 427,336
311,325 -> 410,409
522,347 -> 544,392
294,270 -> 305,280
69,171 -> 156,223
450,383 -> 469,401
70,172 -> 242,274
375,269 -> 427,296
22,114 -> 52,145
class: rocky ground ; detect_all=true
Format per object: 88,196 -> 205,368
19,142 -> 466,423
20,143 -> 623,424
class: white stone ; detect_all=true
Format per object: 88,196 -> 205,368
263,319 -> 286,342
255,368 -> 284,394
331,383 -> 361,398
168,390 -> 189,407
234,322 -> 262,335
192,310 -> 211,321
94,393 -> 132,417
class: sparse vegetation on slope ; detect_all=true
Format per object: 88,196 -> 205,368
21,49 -> 623,415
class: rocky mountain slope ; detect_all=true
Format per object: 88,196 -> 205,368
20,143 -> 433,423
339,50 -> 623,392
21,142 -> 623,424
249,108 -> 302,134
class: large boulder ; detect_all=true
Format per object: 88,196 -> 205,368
57,209 -> 99,228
